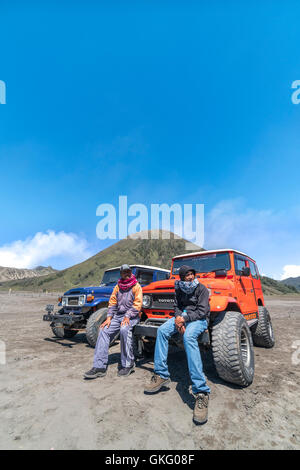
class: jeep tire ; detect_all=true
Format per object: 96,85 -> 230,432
51,324 -> 78,339
211,310 -> 254,387
252,306 -> 275,348
86,307 -> 120,347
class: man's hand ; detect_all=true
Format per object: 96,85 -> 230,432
100,317 -> 112,329
178,325 -> 186,335
121,316 -> 130,327
175,315 -> 185,333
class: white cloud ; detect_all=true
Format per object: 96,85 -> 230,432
280,265 -> 300,280
0,230 -> 92,269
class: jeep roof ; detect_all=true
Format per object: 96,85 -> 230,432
173,248 -> 256,263
105,265 -> 170,273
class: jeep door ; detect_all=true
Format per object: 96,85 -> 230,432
234,254 -> 258,314
248,260 -> 263,304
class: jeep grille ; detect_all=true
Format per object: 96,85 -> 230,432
67,297 -> 79,306
151,293 -> 175,310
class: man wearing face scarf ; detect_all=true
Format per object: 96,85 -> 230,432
144,265 -> 211,425
84,264 -> 142,379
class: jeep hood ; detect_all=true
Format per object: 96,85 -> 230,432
64,286 -> 113,297
143,277 -> 234,292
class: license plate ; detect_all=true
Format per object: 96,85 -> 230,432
43,314 -> 56,322
43,314 -> 66,322
43,314 -> 83,324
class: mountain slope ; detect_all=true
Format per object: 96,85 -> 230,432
280,276 -> 300,291
261,276 -> 299,295
0,265 -> 56,282
0,231 -> 202,292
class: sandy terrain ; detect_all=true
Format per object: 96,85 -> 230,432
0,291 -> 299,450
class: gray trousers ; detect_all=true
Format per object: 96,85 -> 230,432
93,314 -> 139,369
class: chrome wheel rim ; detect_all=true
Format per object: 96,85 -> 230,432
268,316 -> 274,340
240,327 -> 251,367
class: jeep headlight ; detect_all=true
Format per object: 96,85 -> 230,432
62,296 -> 67,306
142,295 -> 151,308
78,295 -> 85,306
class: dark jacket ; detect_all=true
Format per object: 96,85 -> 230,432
174,282 -> 210,322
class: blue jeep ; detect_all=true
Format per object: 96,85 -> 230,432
43,265 -> 170,346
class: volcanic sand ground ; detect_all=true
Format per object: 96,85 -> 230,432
0,292 -> 300,450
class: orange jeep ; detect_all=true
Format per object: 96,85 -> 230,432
134,249 -> 275,387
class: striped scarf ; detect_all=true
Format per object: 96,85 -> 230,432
118,274 -> 137,291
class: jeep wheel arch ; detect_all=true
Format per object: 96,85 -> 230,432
209,296 -> 241,314
92,300 -> 109,310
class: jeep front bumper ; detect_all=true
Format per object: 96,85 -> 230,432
134,324 -> 159,338
134,318 -> 169,337
133,319 -> 210,345
43,313 -> 84,325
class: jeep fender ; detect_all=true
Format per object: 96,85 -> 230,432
209,296 -> 241,313
90,298 -> 109,308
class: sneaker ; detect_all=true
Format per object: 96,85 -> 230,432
193,392 -> 209,424
144,373 -> 170,394
84,367 -> 107,379
118,365 -> 135,377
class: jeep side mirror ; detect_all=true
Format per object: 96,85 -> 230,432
241,266 -> 250,276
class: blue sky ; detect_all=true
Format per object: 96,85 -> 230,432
0,1 -> 300,279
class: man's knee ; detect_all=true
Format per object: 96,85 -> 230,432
158,319 -> 173,338
120,325 -> 130,337
99,326 -> 109,336
183,329 -> 198,344
98,325 -> 112,342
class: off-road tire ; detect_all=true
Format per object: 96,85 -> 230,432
133,333 -> 142,359
211,310 -> 255,387
252,306 -> 275,348
86,307 -> 119,347
51,325 -> 78,339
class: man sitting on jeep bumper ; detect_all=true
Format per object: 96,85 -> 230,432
84,264 -> 142,378
144,265 -> 211,425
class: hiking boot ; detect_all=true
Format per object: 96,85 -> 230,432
118,365 -> 135,377
144,374 -> 170,394
193,392 -> 209,424
84,367 -> 107,379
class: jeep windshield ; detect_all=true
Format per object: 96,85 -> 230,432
172,252 -> 231,274
100,269 -> 120,286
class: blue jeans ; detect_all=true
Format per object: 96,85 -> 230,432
154,317 -> 211,394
